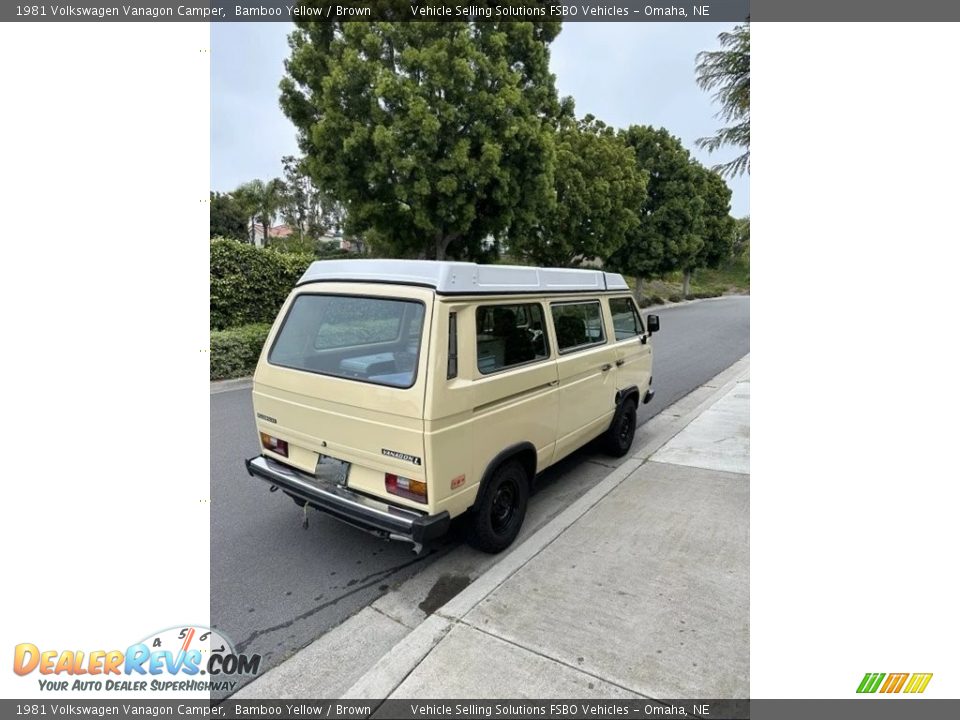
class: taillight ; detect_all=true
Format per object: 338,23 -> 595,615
260,432 -> 288,458
385,473 -> 428,503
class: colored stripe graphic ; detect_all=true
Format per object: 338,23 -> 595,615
880,673 -> 909,693
904,673 -> 933,694
857,673 -> 885,693
858,672 -> 933,694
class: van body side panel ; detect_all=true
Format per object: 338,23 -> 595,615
252,282 -> 436,514
421,300 -> 477,518
603,295 -> 653,399
551,343 -> 618,462
424,298 -> 559,519
612,337 -> 651,392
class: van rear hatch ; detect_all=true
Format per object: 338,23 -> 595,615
251,284 -> 434,512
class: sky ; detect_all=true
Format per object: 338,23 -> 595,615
211,22 -> 749,218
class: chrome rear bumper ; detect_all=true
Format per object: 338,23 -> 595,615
245,455 -> 449,548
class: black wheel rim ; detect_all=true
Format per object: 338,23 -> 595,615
491,480 -> 517,533
619,409 -> 634,446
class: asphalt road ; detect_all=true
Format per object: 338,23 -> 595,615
211,295 -> 750,678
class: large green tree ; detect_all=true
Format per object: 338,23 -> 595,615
280,21 -> 563,260
510,116 -> 647,267
695,22 -> 750,177
732,215 -> 750,259
607,126 -> 704,299
682,164 -> 736,295
279,155 -> 324,239
209,191 -> 248,240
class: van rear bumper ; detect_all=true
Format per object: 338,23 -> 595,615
245,455 -> 450,546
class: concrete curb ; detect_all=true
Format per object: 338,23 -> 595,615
210,377 -> 252,394
343,353 -> 750,700
639,292 -> 748,314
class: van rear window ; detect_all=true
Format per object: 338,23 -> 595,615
268,294 -> 426,389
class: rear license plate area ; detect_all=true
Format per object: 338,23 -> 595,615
315,455 -> 350,486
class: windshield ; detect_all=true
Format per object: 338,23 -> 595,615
268,294 -> 426,389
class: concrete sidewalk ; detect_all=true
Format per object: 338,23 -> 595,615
343,364 -> 750,703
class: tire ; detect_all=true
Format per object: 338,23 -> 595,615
603,397 -> 637,457
467,460 -> 529,554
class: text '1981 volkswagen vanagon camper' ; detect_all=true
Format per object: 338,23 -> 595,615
246,260 -> 659,553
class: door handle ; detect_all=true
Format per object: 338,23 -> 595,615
601,363 -> 612,372
615,359 -> 625,367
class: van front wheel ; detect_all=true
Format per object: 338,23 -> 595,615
467,460 -> 529,554
603,397 -> 637,457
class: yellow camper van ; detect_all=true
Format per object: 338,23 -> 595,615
246,260 -> 659,553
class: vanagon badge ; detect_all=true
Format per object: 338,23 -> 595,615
382,448 -> 422,466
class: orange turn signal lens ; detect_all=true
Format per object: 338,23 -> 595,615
385,473 -> 427,503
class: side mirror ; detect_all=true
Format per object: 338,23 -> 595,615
646,314 -> 660,334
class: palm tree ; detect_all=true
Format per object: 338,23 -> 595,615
695,23 -> 750,178
232,181 -> 261,245
234,179 -> 284,246
257,178 -> 284,247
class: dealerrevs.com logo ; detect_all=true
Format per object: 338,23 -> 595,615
857,672 -> 933,694
13,626 -> 260,693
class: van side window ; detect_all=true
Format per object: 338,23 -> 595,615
475,303 -> 548,374
551,301 -> 606,353
609,297 -> 645,340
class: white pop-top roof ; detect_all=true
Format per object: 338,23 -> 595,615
298,259 -> 629,295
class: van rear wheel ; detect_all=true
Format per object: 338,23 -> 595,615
467,460 -> 529,554
603,397 -> 637,457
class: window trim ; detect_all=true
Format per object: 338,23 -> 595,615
447,311 -> 458,380
474,301 -> 552,377
266,292 -> 427,390
550,299 -> 608,355
608,295 -> 645,342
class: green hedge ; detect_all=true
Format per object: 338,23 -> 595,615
211,238 -> 313,331
211,323 -> 271,380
